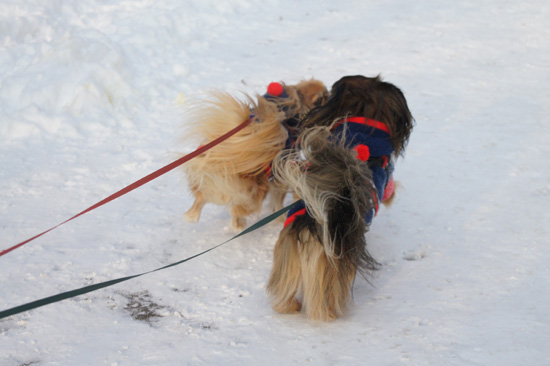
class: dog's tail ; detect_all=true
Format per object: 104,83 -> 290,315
181,91 -> 287,176
272,125 -> 379,276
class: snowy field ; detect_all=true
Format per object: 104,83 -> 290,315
1,0 -> 549,365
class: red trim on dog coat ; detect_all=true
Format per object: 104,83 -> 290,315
333,116 -> 392,135
284,208 -> 307,228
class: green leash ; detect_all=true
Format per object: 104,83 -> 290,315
0,201 -> 299,320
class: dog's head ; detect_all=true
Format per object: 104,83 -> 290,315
292,79 -> 329,111
304,75 -> 414,156
268,79 -> 328,123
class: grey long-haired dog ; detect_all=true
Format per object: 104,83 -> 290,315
267,75 -> 414,321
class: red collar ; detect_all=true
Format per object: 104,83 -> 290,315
333,116 -> 391,135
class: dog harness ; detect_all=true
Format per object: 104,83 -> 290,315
284,116 -> 396,228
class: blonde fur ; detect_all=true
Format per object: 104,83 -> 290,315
181,80 -> 328,230
276,79 -> 328,120
182,92 -> 286,230
267,227 -> 356,321
184,92 -> 286,175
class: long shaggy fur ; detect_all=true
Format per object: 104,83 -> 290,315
182,92 -> 286,230
267,75 -> 414,321
181,80 -> 328,230
267,126 -> 378,321
184,92 -> 286,176
302,75 -> 412,155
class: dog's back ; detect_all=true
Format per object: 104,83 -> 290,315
182,92 -> 287,177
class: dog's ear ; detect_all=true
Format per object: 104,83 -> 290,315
312,90 -> 327,107
294,79 -> 328,109
384,85 -> 413,156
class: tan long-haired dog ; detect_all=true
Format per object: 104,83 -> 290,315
181,79 -> 327,230
267,75 -> 414,321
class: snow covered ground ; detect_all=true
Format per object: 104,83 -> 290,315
1,0 -> 549,365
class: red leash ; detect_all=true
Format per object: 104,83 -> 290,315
0,118 -> 253,258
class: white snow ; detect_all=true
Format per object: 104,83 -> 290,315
1,0 -> 549,365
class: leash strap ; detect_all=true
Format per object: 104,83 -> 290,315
0,201 -> 299,320
0,118 -> 253,258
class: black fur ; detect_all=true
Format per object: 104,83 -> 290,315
301,75 -> 414,156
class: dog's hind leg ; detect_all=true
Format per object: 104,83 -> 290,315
229,204 -> 251,231
230,180 -> 268,230
184,191 -> 206,223
267,228 -> 303,314
300,237 -> 355,321
300,242 -> 337,321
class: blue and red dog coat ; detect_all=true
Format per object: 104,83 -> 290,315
284,116 -> 396,227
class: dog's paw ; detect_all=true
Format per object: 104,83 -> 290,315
230,216 -> 246,232
307,307 -> 338,322
183,210 -> 200,223
273,298 -> 302,314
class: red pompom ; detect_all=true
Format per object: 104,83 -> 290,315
353,144 -> 370,162
267,82 -> 284,96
